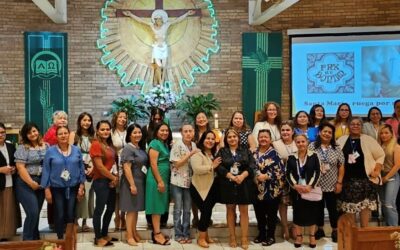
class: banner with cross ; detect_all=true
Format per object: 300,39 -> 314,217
242,32 -> 283,126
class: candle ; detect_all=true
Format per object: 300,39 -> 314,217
214,113 -> 219,129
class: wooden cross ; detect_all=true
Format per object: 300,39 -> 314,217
115,0 -> 202,18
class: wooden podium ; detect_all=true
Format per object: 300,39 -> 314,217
338,213 -> 399,250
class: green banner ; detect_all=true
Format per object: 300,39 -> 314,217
242,32 -> 282,126
24,32 -> 68,133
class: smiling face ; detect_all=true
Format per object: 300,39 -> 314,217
314,107 -> 324,120
56,127 -> 70,145
116,112 -> 127,128
0,127 -> 5,145
369,108 -> 382,124
349,118 -> 362,136
80,115 -> 92,131
27,126 -> 40,144
294,134 -> 308,152
338,104 -> 350,120
157,124 -> 170,142
319,125 -> 333,144
258,131 -> 271,148
266,103 -> 278,121
379,126 -> 393,143
130,127 -> 142,145
181,124 -> 194,143
97,122 -> 111,141
296,112 -> 309,127
54,115 -> 68,127
195,112 -> 208,128
231,112 -> 244,129
226,130 -> 239,148
281,124 -> 294,142
203,132 -> 216,150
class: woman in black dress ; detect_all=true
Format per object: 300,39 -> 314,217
286,134 -> 321,248
216,128 -> 256,249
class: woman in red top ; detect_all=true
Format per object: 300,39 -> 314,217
90,120 -> 119,247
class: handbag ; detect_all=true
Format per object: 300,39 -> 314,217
296,157 -> 322,201
301,186 -> 322,201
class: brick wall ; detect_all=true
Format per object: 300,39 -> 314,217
0,0 -> 399,131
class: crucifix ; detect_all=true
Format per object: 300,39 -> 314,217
116,0 -> 202,85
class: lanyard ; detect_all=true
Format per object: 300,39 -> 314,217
319,146 -> 329,163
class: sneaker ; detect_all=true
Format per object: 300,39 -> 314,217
331,230 -> 337,243
315,228 -> 325,240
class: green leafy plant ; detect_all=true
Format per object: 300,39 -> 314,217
109,95 -> 149,123
176,93 -> 221,122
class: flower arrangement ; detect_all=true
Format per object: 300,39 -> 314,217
39,241 -> 63,250
143,85 -> 177,112
391,231 -> 400,249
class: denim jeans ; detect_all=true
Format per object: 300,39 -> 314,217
171,184 -> 191,239
51,186 -> 78,239
15,176 -> 44,240
92,179 -> 116,239
380,172 -> 400,226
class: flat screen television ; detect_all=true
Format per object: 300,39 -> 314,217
289,26 -> 400,117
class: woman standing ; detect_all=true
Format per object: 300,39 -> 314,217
385,99 -> 400,138
192,111 -> 211,227
217,128 -> 256,249
378,124 -> 400,226
337,117 -> 385,227
363,107 -> 384,140
309,122 -> 345,242
41,126 -> 86,239
69,112 -> 95,232
272,120 -> 298,241
111,111 -> 128,231
294,111 -> 318,142
220,111 -> 256,151
170,124 -> 198,244
119,124 -> 148,246
14,122 -> 47,240
90,120 -> 119,247
142,108 -> 169,227
252,101 -> 282,143
145,122 -> 172,245
190,131 -> 221,248
309,104 -> 326,128
0,122 -> 18,240
253,129 -> 285,246
331,103 -> 352,140
286,134 -> 321,248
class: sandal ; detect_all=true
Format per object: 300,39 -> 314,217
153,232 -> 171,245
103,236 -> 118,242
309,235 -> 316,248
177,238 -> 186,244
294,234 -> 303,248
82,225 -> 90,232
185,238 -> 192,244
94,238 -> 114,247
127,238 -> 138,246
261,238 -> 275,246
229,235 -> 237,248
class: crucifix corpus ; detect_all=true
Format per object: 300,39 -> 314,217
117,0 -> 202,85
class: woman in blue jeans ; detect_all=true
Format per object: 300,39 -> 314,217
169,124 -> 198,244
379,124 -> 400,226
90,120 -> 119,247
40,126 -> 86,239
14,122 -> 48,240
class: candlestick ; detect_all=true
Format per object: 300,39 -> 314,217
214,113 -> 219,129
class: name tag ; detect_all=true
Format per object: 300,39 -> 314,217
299,178 -> 306,185
141,165 -> 147,175
60,169 -> 71,181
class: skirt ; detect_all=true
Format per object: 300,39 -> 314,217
0,187 -> 17,238
338,178 -> 378,213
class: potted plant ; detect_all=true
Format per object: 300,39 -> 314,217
109,95 -> 149,123
176,93 -> 221,122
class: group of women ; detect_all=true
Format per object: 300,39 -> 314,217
0,100 -> 399,249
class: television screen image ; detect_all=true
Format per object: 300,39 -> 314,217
289,27 -> 400,117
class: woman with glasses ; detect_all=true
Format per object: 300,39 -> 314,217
252,102 -> 282,144
337,117 -> 385,227
363,107 -> 384,141
331,103 -> 352,140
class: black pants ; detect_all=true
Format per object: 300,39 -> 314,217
253,197 -> 279,240
317,191 -> 339,228
92,179 -> 116,239
190,182 -> 218,232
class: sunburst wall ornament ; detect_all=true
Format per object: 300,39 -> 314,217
97,0 -> 219,97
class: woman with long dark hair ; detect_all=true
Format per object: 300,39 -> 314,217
331,103 -> 352,140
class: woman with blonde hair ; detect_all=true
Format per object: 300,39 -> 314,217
378,124 -> 400,226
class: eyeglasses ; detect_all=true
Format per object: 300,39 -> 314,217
340,109 -> 349,112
